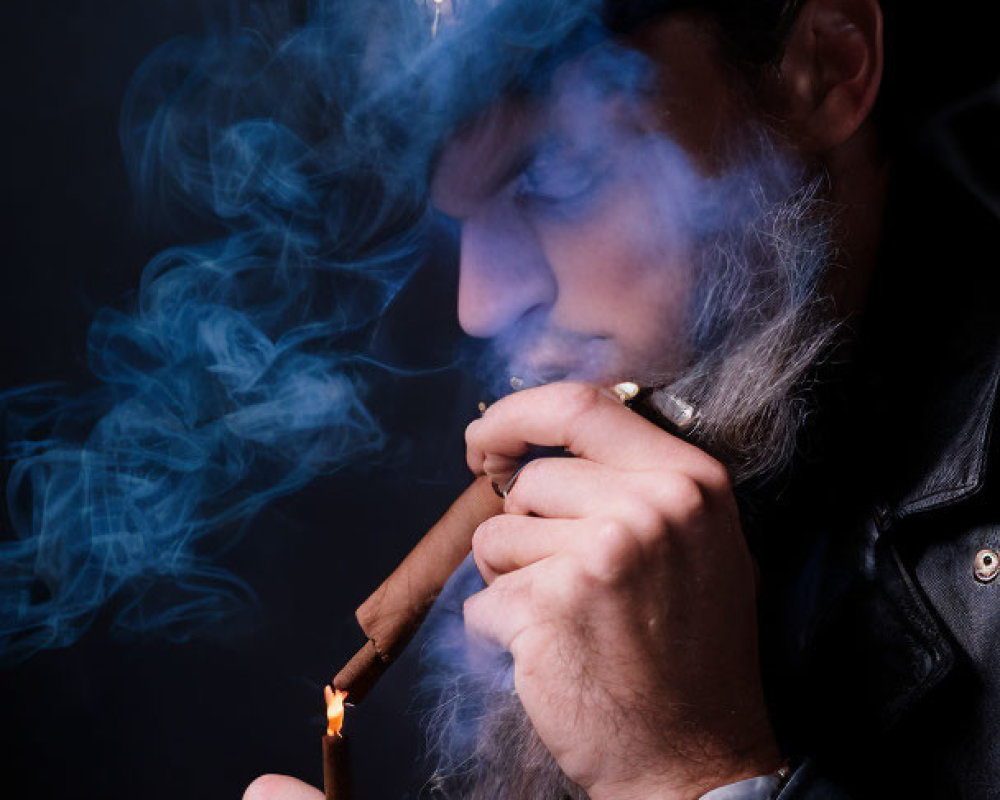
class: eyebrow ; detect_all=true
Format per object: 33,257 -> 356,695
484,133 -> 570,197
480,133 -> 558,200
432,139 -> 540,219
488,147 -> 537,195
431,109 -> 566,217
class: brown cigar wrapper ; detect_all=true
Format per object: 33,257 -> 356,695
332,639 -> 386,704
334,475 -> 503,701
323,734 -> 352,800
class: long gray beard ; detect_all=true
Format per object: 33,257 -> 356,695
421,156 -> 839,800
425,689 -> 587,800
657,163 -> 839,485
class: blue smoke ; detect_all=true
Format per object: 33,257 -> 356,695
0,0 -> 603,663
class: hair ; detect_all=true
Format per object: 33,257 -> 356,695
607,0 -> 995,160
659,163 -> 839,486
605,1 -> 809,68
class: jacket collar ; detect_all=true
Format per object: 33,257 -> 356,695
888,333 -> 1000,519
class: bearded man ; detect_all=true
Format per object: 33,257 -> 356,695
246,0 -> 999,798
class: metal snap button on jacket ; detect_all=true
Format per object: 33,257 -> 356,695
974,549 -> 999,583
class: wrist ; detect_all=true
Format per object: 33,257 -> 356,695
697,763 -> 792,800
675,738 -> 786,800
590,743 -> 786,800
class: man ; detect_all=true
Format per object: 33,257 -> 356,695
247,0 -> 999,797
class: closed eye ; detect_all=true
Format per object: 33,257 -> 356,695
512,144 -> 607,211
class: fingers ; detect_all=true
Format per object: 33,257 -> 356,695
463,559 -> 559,654
489,456 -> 721,542
473,514 -> 581,583
467,383 -> 726,486
243,775 -> 323,800
464,546 -> 617,656
500,457 -> 649,522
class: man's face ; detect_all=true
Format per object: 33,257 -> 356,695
430,15 -> 754,389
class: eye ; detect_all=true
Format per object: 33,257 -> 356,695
513,149 -> 603,208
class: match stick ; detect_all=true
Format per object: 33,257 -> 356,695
322,686 -> 352,800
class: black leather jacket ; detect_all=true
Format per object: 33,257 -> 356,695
755,91 -> 1000,799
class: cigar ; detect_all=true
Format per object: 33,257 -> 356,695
334,475 -> 504,702
322,686 -> 352,800
332,382 -> 694,703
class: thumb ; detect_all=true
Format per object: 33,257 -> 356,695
243,775 -> 324,800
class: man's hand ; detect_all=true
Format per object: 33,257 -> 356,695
243,775 -> 322,800
464,383 -> 781,800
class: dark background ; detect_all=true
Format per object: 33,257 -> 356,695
0,2 -> 477,798
0,2 -> 996,799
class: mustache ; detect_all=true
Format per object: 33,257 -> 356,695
479,322 -> 599,392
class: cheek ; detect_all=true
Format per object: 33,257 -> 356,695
536,175 -> 695,369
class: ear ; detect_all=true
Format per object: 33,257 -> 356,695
772,0 -> 883,153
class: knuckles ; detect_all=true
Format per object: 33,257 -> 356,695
587,519 -> 645,586
556,382 -> 606,422
650,473 -> 709,524
471,515 -> 501,551
463,420 -> 485,473
533,555 -> 595,612
470,516 -> 504,581
532,525 -> 645,611
699,456 -> 733,496
465,382 -> 605,458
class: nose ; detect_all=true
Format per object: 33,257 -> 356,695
457,204 -> 557,339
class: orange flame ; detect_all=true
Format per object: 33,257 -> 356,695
324,685 -> 348,737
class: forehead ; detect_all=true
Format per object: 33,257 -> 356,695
430,61 -> 640,217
